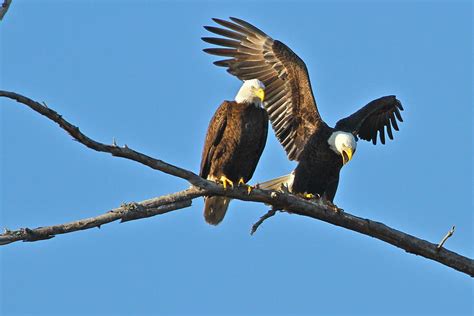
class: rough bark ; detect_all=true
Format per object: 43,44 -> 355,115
1,90 -> 473,278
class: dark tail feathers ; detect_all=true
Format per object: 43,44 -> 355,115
204,196 -> 231,225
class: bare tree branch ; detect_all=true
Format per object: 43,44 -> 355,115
0,91 -> 204,185
0,187 -> 204,245
0,0 -> 12,20
1,90 -> 473,278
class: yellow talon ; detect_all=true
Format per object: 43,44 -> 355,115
304,193 -> 315,199
238,178 -> 245,186
220,176 -> 234,190
247,185 -> 253,195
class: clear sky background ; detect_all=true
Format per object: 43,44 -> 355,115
1,1 -> 472,315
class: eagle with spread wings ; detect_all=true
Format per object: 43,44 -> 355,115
203,17 -> 404,203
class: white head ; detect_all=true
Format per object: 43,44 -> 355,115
328,131 -> 357,165
234,79 -> 265,106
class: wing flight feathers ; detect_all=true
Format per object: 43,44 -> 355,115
203,17 -> 323,161
335,96 -> 404,145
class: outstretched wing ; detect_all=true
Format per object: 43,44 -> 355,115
199,101 -> 230,178
202,17 -> 323,161
335,96 -> 404,145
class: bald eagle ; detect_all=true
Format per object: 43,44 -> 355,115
203,18 -> 403,203
200,79 -> 268,225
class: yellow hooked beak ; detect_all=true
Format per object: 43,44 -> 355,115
342,147 -> 353,165
256,88 -> 265,102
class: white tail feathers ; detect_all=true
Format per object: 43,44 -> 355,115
257,172 -> 294,191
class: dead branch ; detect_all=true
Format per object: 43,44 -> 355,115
0,187 -> 204,245
0,0 -> 12,20
0,91 -> 203,185
1,90 -> 473,278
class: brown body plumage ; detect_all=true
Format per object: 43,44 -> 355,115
200,100 -> 268,225
203,18 -> 404,202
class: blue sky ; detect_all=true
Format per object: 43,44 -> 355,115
1,1 -> 472,315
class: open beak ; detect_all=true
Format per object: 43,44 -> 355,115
256,88 -> 265,102
342,148 -> 353,165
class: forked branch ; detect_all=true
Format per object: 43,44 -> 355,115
0,90 -> 472,278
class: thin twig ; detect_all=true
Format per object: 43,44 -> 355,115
0,0 -> 12,20
437,225 -> 456,250
1,90 -> 473,278
251,209 -> 278,235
